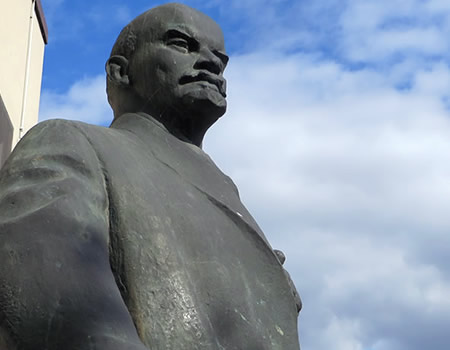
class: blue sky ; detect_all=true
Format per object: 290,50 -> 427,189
39,1 -> 450,349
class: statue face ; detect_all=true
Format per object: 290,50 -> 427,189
128,5 -> 228,120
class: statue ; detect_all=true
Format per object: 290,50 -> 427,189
0,3 -> 301,349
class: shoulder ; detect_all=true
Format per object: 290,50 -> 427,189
25,119 -> 106,138
0,119 -> 110,191
3,119 -> 109,172
17,119 -> 114,153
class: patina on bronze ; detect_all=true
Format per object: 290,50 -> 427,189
0,3 -> 301,349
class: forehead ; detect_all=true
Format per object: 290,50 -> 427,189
142,4 -> 225,50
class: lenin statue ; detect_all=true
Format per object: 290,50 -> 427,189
0,3 -> 301,349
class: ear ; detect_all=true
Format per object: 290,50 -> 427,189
105,55 -> 130,86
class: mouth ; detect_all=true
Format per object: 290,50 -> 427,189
179,72 -> 227,97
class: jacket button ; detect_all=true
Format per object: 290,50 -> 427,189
274,249 -> 286,265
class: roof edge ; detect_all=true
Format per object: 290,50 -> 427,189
35,0 -> 48,45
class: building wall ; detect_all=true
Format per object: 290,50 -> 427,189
0,96 -> 13,166
0,0 -> 47,167
23,10 -> 45,136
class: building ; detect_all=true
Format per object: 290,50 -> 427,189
0,0 -> 48,167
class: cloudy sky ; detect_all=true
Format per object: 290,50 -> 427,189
39,0 -> 450,349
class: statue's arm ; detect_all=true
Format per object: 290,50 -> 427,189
0,120 -> 148,350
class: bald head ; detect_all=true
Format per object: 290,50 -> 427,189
109,3 -> 225,60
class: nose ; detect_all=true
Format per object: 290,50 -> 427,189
194,47 -> 223,75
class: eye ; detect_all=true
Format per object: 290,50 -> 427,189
167,38 -> 190,52
164,29 -> 199,53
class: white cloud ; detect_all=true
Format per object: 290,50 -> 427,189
339,0 -> 450,62
427,0 -> 450,12
204,51 -> 450,350
207,0 -> 450,63
39,75 -> 112,125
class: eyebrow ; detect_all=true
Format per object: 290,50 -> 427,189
165,29 -> 229,65
165,29 -> 197,44
214,50 -> 229,65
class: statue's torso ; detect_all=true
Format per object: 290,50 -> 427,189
84,114 -> 300,350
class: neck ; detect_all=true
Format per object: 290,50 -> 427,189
154,110 -> 218,148
116,109 -> 217,148
113,92 -> 224,147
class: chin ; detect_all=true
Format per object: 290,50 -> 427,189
181,90 -> 227,118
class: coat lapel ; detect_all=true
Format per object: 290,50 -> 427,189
110,113 -> 274,250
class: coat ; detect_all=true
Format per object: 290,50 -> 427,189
0,112 -> 301,350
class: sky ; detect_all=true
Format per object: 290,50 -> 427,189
38,0 -> 450,349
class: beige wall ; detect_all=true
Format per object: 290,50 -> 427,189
23,10 -> 45,135
0,0 -> 46,166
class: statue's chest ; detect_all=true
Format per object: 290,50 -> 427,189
98,135 -> 299,349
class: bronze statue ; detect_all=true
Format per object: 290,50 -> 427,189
0,3 -> 301,349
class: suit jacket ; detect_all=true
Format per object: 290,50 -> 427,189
0,112 -> 300,350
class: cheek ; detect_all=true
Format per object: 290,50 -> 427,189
156,49 -> 193,76
154,66 -> 172,87
132,48 -> 192,95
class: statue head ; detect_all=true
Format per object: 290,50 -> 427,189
106,3 -> 229,146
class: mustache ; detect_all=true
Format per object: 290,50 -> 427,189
179,72 -> 227,97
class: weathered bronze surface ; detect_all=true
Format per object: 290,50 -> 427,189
0,3 -> 301,349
